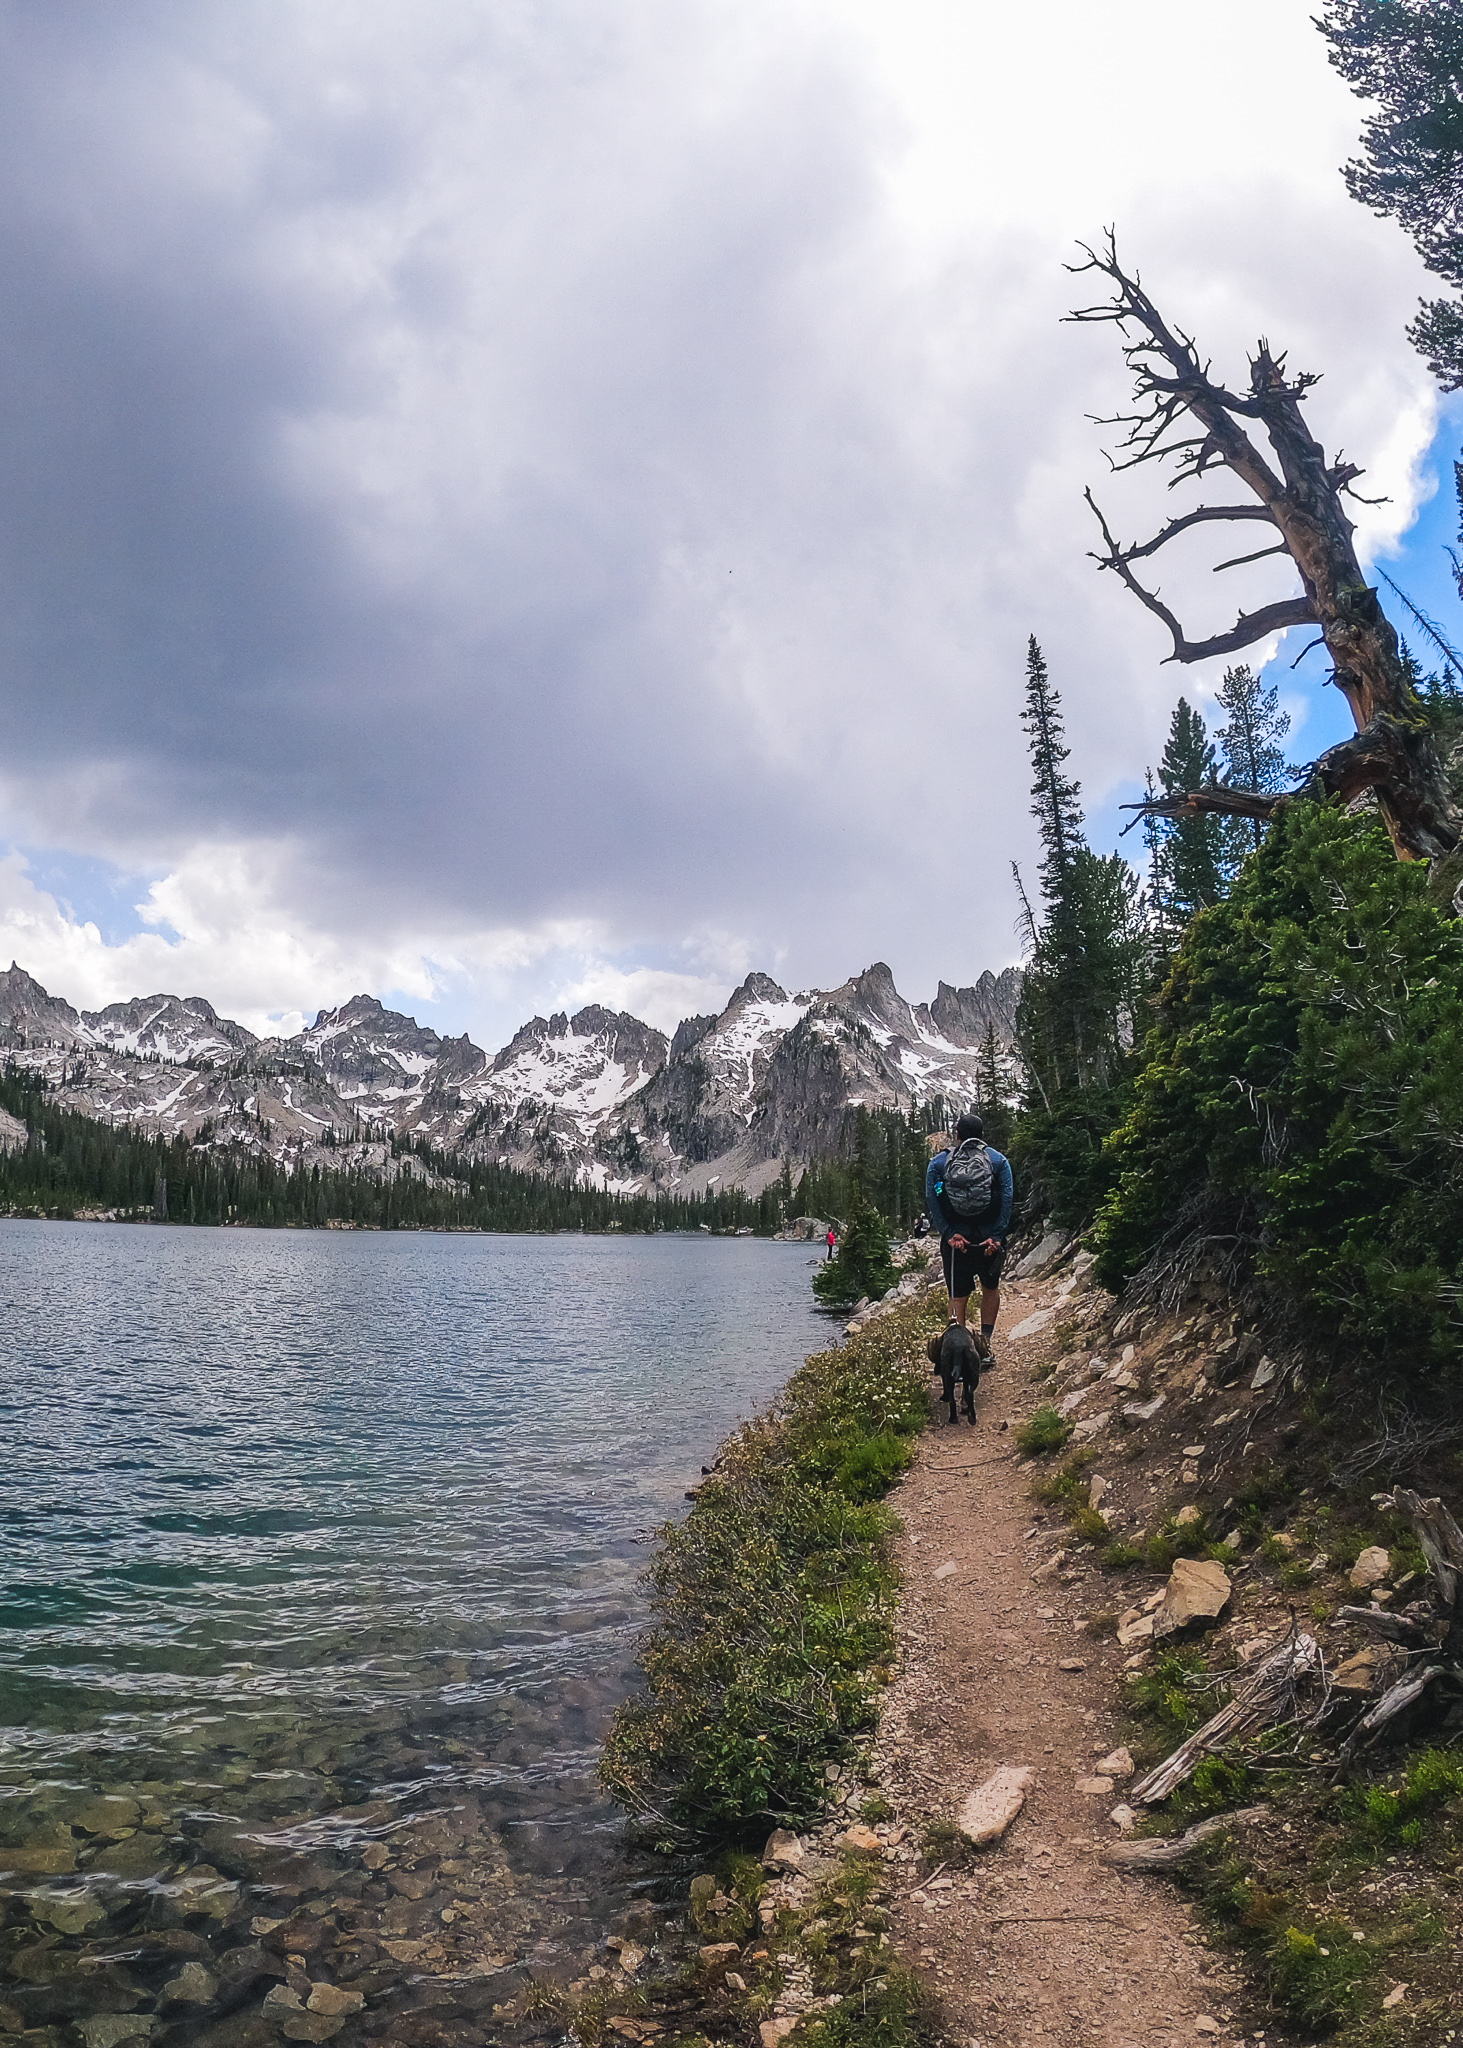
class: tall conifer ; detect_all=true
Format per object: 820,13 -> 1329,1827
1015,641 -> 1148,1103
1214,663 -> 1290,855
1156,698 -> 1226,917
1020,636 -> 1085,914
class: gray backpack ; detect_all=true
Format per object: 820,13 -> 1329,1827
941,1138 -> 994,1219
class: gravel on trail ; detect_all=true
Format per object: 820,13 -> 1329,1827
876,1271 -> 1254,2048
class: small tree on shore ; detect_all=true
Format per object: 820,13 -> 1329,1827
813,1196 -> 895,1308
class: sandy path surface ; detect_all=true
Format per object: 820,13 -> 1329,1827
876,1271 -> 1255,2048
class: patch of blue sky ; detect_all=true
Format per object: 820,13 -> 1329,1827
5,844 -> 173,949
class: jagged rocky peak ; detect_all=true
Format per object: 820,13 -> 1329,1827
482,1004 -> 669,1137
0,963 -> 85,1046
723,970 -> 791,1013
670,1013 -> 717,1061
491,1005 -> 667,1077
701,974 -> 811,1080
81,993 -> 259,1064
816,961 -> 919,1041
561,1006 -> 668,1075
432,1032 -> 489,1086
923,968 -> 1023,1046
299,995 -> 445,1087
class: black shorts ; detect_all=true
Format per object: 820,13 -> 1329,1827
942,1235 -> 1005,1297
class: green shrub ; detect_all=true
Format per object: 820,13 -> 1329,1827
1126,1649 -> 1216,1735
1091,801 -> 1463,1384
799,1958 -> 931,2048
1015,1407 -> 1074,1456
1177,1755 -> 1252,1819
1351,1746 -> 1463,1842
1070,1505 -> 1109,1545
602,1295 -> 940,1850
1267,1921 -> 1372,2034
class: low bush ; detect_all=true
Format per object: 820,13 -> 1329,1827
602,1293 -> 941,1851
1126,1649 -> 1219,1737
1267,1921 -> 1372,2034
1349,1746 -> 1463,1846
1015,1407 -> 1074,1457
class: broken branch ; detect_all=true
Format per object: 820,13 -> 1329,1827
1129,1635 -> 1319,1805
1085,490 -> 1316,662
1108,1806 -> 1270,1871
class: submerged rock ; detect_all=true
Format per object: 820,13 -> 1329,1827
162,1962 -> 217,2005
34,1890 -> 108,1935
77,2019 -> 155,2048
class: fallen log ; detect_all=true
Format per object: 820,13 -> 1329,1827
1332,1606 -> 1429,1646
1108,1805 -> 1270,1871
1343,1666 -> 1446,1757
1394,1489 -> 1463,1654
1129,1634 -> 1319,1805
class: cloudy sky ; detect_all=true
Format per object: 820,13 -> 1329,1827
0,0 -> 1458,1048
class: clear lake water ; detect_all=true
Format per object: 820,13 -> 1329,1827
0,1223 -> 829,2046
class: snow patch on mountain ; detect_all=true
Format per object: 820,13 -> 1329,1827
0,957 -> 1022,1196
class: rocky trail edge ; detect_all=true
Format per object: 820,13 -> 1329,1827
874,1259 -> 1251,2048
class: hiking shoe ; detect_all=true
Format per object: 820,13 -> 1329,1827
972,1329 -> 992,1359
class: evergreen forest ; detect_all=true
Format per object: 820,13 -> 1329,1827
0,1066 -> 771,1236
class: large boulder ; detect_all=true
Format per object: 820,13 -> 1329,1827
1013,1230 -> 1068,1278
1348,1546 -> 1391,1591
1153,1558 -> 1232,1638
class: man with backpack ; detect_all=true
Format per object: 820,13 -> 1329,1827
925,1112 -> 1014,1359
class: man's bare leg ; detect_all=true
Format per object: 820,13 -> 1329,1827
980,1284 -> 1000,1331
949,1294 -> 969,1328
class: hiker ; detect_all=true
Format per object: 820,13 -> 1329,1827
825,1225 -> 837,1261
925,1112 -> 1013,1359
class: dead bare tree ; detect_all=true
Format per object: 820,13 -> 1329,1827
1070,234 -> 1463,885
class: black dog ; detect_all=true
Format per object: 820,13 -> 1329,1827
926,1321 -> 980,1424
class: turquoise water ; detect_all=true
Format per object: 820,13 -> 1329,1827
0,1224 -> 827,2045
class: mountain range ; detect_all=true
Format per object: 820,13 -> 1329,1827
0,959 -> 1021,1195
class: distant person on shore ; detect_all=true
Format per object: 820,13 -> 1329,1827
825,1225 -> 837,1261
925,1112 -> 1013,1360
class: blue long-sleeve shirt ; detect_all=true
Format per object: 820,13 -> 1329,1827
925,1145 -> 1013,1241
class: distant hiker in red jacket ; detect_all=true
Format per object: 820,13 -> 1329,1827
825,1226 -> 836,1261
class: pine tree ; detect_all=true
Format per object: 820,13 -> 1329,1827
1020,636 -> 1085,916
1320,0 -> 1463,389
812,1194 -> 895,1308
1014,642 -> 1149,1104
975,1022 -> 1013,1153
1157,697 -> 1226,918
1140,767 -> 1173,937
1214,664 -> 1290,856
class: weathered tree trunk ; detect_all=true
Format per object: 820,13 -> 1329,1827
1072,237 -> 1462,874
1127,1633 -> 1319,1804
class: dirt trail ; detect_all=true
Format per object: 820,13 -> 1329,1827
877,1269 -> 1252,2048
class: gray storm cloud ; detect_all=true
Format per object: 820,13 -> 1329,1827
0,0 -> 1442,1040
